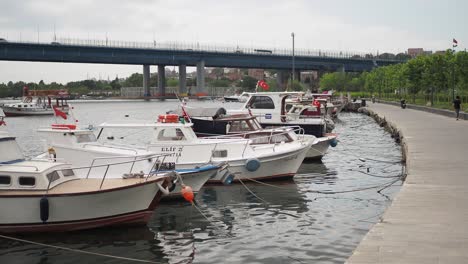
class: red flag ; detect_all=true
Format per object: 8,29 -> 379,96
0,119 -> 5,126
258,80 -> 269,91
53,106 -> 67,120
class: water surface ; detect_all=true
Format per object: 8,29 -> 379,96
0,100 -> 403,264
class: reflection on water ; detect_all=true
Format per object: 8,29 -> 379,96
0,101 -> 403,264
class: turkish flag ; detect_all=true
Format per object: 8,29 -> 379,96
258,80 -> 269,91
53,106 -> 67,120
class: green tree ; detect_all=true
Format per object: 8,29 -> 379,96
123,73 -> 143,87
240,76 -> 258,91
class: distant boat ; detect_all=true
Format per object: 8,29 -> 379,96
227,92 -> 332,137
223,92 -> 249,102
1,87 -> 69,117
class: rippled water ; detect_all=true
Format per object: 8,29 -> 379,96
0,100 -> 403,264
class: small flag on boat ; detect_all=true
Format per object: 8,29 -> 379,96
53,106 -> 67,120
453,38 -> 458,48
0,118 -> 5,126
257,80 -> 269,91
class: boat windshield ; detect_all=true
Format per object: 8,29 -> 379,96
157,128 -> 186,141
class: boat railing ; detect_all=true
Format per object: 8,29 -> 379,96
207,126 -> 306,153
67,153 -> 172,189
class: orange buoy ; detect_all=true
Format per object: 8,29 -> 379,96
181,185 -> 194,203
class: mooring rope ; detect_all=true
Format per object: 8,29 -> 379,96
0,234 -> 160,263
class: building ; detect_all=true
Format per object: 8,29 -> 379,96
226,68 -> 242,81
248,69 -> 265,80
407,48 -> 424,58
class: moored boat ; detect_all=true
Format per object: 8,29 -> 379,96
189,113 -> 337,160
0,113 -> 174,233
1,88 -> 69,117
99,114 -> 313,183
224,92 -> 333,137
37,125 -> 224,200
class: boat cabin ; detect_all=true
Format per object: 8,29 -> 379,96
0,161 -> 77,191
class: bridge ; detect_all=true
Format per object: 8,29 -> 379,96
0,38 -> 404,96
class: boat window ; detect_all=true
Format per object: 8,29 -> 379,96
76,133 -> 97,143
62,169 -> 75,177
157,128 -> 186,141
247,96 -> 275,109
229,121 -> 252,133
0,175 -> 11,185
17,105 -> 22,108
47,171 -> 60,183
19,177 -> 36,186
271,133 -> 291,143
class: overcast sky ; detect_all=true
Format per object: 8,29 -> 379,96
0,0 -> 466,83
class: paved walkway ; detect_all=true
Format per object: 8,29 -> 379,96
347,103 -> 468,264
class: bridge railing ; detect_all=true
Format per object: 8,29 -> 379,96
52,38 -> 401,62
2,37 -> 403,62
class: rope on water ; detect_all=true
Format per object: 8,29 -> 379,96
237,177 -> 269,204
0,234 -> 160,263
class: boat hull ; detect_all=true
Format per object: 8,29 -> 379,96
0,178 -> 167,233
1,106 -> 69,117
208,143 -> 310,184
160,165 -> 222,201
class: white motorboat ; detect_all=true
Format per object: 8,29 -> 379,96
225,92 -> 333,137
286,91 -> 345,118
189,113 -> 337,160
0,114 -> 174,233
37,125 -> 224,200
99,114 -> 313,183
1,88 -> 69,117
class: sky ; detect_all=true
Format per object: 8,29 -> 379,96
0,0 -> 466,83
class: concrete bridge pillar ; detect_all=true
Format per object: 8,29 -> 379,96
158,65 -> 166,97
143,65 -> 150,97
196,60 -> 205,95
179,64 -> 187,96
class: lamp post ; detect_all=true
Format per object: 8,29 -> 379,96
291,32 -> 295,87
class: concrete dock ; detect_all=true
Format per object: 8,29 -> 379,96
347,103 -> 468,264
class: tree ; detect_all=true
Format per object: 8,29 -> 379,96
240,76 -> 258,91
123,73 -> 143,87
